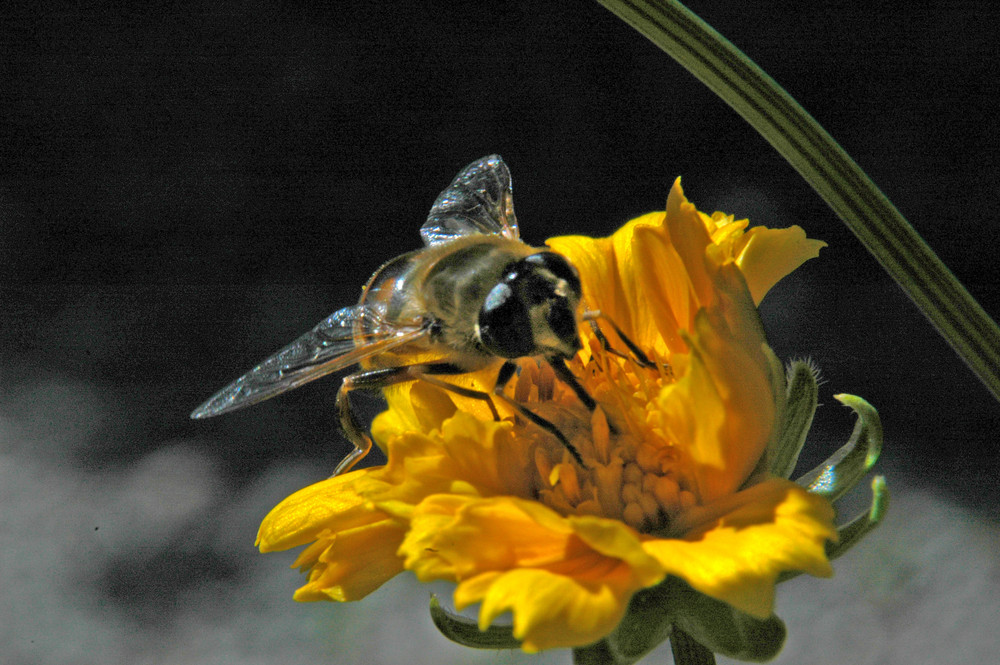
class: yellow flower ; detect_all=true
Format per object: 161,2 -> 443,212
257,179 -> 836,653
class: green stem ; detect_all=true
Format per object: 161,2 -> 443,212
596,0 -> 1000,402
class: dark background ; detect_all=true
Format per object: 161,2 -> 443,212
3,2 -> 999,664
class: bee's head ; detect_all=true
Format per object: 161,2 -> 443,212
476,251 -> 583,359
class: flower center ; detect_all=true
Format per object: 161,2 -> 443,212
509,339 -> 696,534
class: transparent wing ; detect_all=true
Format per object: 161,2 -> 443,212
420,154 -> 520,246
190,303 -> 428,419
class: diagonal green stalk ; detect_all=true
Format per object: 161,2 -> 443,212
596,0 -> 1000,402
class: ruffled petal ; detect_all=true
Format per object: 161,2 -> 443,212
457,566 -> 638,652
399,494 -> 663,651
291,520 -> 406,602
654,306 -> 775,504
549,212 -> 686,355
567,514 -> 665,586
642,478 -> 836,618
371,380 -> 457,448
400,494 -> 590,579
256,470 -> 408,602
256,469 -> 390,552
372,412 -> 535,508
663,178 -> 717,310
735,226 -> 827,306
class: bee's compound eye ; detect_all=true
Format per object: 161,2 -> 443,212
523,252 -> 581,296
547,300 -> 579,350
478,283 -> 534,358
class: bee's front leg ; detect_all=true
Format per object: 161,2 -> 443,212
332,362 -> 499,477
586,313 -> 672,377
549,356 -> 596,411
333,368 -> 394,477
492,361 -> 584,466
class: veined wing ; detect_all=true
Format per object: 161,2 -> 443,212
190,304 -> 427,419
420,154 -> 520,246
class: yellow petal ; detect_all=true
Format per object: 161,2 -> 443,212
628,223 -> 689,353
642,478 -> 836,618
568,514 -> 665,587
370,412 -> 534,507
656,307 -> 776,503
549,211 -> 683,354
456,566 -> 638,652
400,494 -> 583,580
292,520 -> 406,602
402,495 -> 662,651
663,178 -> 717,309
735,226 -> 827,305
255,470 -> 409,603
256,469 -> 390,552
371,380 -> 458,448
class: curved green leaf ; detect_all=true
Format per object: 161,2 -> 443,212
796,394 -> 882,501
428,595 -> 521,650
770,360 -> 820,479
778,475 -> 889,583
826,475 -> 890,561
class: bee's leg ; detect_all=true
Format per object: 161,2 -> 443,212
333,369 -> 390,476
333,362 -> 500,476
334,365 -> 430,476
587,315 -> 660,370
549,355 -> 619,437
549,356 -> 596,411
493,361 -> 584,466
413,363 -> 501,421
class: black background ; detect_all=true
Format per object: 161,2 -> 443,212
3,2 -> 999,664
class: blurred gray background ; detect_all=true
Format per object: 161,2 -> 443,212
3,1 -> 999,664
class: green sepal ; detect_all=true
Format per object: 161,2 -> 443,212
825,475 -> 889,560
668,580 -> 786,662
572,640 -> 619,665
670,629 -> 718,665
796,394 -> 882,501
428,595 -> 521,650
601,580 -> 677,664
770,360 -> 820,479
779,475 -> 890,583
584,577 -> 785,664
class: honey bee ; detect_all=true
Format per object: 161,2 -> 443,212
191,155 -> 603,475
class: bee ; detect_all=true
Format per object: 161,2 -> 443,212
191,155 -> 608,475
